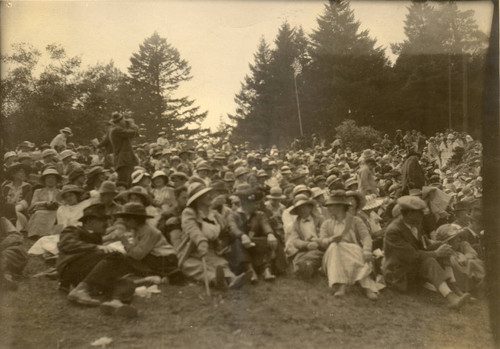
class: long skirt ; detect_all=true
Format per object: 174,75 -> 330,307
27,210 -> 57,237
322,242 -> 382,292
181,248 -> 234,284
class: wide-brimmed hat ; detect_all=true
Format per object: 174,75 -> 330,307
99,181 -> 118,195
127,186 -> 153,206
292,184 -> 312,198
40,167 -> 62,182
362,194 -> 385,211
86,166 -> 105,179
42,149 -> 58,158
3,151 -> 17,161
5,162 -> 31,179
60,184 -> 84,197
234,167 -> 250,178
290,194 -> 315,215
169,171 -> 188,182
257,169 -> 268,178
223,171 -> 235,182
344,177 -> 358,189
397,196 -> 427,211
280,166 -> 292,175
324,190 -> 351,207
114,202 -> 153,218
79,203 -> 110,222
110,112 -> 123,124
311,187 -> 325,200
131,170 -> 150,185
186,182 -> 213,207
59,150 -> 76,161
435,224 -> 461,243
346,191 -> 366,210
196,161 -> 211,172
68,168 -> 86,183
60,127 -> 73,136
152,170 -> 169,182
266,187 -> 286,200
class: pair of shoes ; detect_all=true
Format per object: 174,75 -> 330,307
446,292 -> 469,309
229,270 -> 252,290
262,268 -> 276,282
214,266 -> 228,291
67,283 -> 100,306
100,300 -> 138,318
334,284 -> 346,297
365,289 -> 378,301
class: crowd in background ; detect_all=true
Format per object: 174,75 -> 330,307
0,112 -> 484,317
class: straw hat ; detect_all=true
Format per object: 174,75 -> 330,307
292,184 -> 312,198
60,127 -> 73,136
362,194 -> 385,211
234,167 -> 250,178
196,161 -> 211,172
40,167 -> 62,182
3,151 -> 17,161
266,187 -> 286,200
42,149 -> 58,158
280,166 -> 292,175
186,182 -> 213,207
346,191 -> 366,210
257,169 -> 268,178
435,224 -> 461,243
59,150 -> 75,161
290,194 -> 314,215
152,170 -> 169,182
131,170 -> 150,185
110,112 -> 123,124
344,177 -> 358,189
114,202 -> 153,218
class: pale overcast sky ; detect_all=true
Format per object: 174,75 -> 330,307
1,1 -> 494,130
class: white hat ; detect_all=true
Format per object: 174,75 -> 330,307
131,169 -> 150,184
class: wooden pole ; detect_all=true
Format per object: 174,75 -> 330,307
293,74 -> 304,137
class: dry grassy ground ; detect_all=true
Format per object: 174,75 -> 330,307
0,254 -> 494,349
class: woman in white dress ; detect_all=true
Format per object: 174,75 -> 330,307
320,190 -> 382,300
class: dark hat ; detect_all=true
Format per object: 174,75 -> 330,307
127,186 -> 153,206
114,202 -> 153,218
110,112 -> 124,124
210,180 -> 228,194
68,168 -> 86,182
99,181 -> 118,195
325,190 -> 351,207
6,162 -> 31,179
290,194 -> 315,215
79,203 -> 110,222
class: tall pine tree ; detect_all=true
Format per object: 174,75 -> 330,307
126,32 -> 207,140
306,0 -> 389,139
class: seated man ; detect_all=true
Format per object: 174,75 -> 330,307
285,194 -> 324,279
383,196 -> 470,309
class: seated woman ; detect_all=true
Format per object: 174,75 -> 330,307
27,168 -> 62,239
151,170 -> 176,214
435,224 -> 484,296
320,190 -> 381,300
1,162 -> 33,232
56,185 -> 92,229
286,194 -> 324,279
178,183 -> 251,291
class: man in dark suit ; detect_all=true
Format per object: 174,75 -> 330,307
383,196 -> 469,309
109,112 -> 139,187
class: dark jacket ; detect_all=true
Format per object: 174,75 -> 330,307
109,126 -> 138,169
56,225 -> 103,275
383,216 -> 437,292
401,155 -> 426,195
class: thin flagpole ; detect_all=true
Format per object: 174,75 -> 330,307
293,74 -> 304,137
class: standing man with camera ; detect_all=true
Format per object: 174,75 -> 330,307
109,112 -> 139,188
